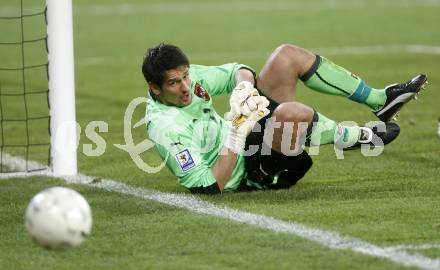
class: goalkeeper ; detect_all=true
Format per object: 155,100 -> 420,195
142,43 -> 427,194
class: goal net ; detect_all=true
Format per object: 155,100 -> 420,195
0,0 -> 77,176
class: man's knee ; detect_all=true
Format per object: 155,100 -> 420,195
272,102 -> 314,124
272,44 -> 311,61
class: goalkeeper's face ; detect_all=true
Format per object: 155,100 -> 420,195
151,65 -> 192,107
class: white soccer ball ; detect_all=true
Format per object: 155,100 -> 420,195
25,186 -> 92,250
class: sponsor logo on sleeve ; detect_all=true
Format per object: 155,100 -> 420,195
175,149 -> 196,172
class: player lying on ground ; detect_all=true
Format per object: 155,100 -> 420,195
142,43 -> 428,194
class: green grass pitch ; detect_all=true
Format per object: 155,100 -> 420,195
1,0 -> 440,269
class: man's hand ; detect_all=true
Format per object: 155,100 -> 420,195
224,82 -> 270,153
225,81 -> 262,118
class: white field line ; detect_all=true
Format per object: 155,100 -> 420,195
78,45 -> 440,66
1,153 -> 440,270
386,244 -> 440,252
1,153 -> 44,171
0,154 -> 49,180
0,170 -> 50,180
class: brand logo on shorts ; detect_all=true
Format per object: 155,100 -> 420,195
175,149 -> 196,172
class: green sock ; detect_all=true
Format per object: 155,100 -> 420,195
307,111 -> 361,147
301,56 -> 386,111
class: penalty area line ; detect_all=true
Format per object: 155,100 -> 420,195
1,153 -> 440,270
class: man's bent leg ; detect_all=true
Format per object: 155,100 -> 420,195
257,44 -> 316,103
244,101 -> 358,189
257,44 -> 426,121
243,99 -> 394,190
257,44 -> 389,111
266,103 -> 364,152
244,100 -> 315,190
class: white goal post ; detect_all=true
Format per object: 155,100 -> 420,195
47,0 -> 77,176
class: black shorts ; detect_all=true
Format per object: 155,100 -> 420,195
240,94 -> 313,191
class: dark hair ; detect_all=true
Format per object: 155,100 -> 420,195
142,43 -> 190,87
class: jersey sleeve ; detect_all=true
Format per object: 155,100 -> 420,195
151,124 -> 218,190
190,63 -> 256,96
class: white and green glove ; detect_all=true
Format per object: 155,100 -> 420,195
224,81 -> 270,154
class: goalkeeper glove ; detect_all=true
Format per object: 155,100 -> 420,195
224,85 -> 270,154
225,81 -> 262,119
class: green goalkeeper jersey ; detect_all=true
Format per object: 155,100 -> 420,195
146,63 -> 253,192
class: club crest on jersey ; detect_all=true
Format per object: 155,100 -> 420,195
175,149 -> 196,172
194,82 -> 210,101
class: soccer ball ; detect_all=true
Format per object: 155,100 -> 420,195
25,186 -> 92,250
